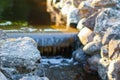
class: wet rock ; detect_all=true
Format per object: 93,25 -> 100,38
83,41 -> 102,55
19,76 -> 49,80
0,71 -> 8,80
78,27 -> 95,45
0,37 -> 41,73
94,8 -> 120,35
72,48 -> 88,64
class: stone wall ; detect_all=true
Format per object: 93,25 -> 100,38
64,0 -> 120,80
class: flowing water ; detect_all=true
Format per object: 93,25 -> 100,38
0,25 -> 100,80
39,56 -> 101,80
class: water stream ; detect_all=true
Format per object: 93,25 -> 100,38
0,25 -> 100,80
39,56 -> 101,80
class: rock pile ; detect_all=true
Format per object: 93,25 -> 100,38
0,30 -> 48,80
72,0 -> 120,80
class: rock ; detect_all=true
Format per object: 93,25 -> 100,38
67,6 -> 80,27
108,37 -> 120,59
78,27 -> 95,45
91,0 -> 117,8
83,41 -> 102,55
72,0 -> 82,8
100,45 -> 109,58
87,54 -> 101,71
0,37 -> 41,73
94,8 -> 120,35
107,59 -> 120,80
72,48 -> 88,64
102,23 -> 120,45
78,1 -> 97,18
82,11 -> 99,31
19,76 -> 49,80
0,67 -> 18,80
99,36 -> 120,80
102,33 -> 116,45
93,34 -> 102,42
0,71 -> 8,80
98,57 -> 110,80
77,18 -> 86,30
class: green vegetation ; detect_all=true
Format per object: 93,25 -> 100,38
0,0 -> 29,21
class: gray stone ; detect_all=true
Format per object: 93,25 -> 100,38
102,23 -> 120,45
0,71 -> 8,80
101,45 -> 109,58
78,1 -> 96,18
0,67 -> 18,80
107,59 -> 120,80
98,57 -> 110,80
94,8 -> 120,35
99,37 -> 120,80
67,6 -> 80,27
83,41 -> 102,55
0,37 -> 41,73
72,48 -> 88,64
19,76 -> 49,80
87,54 -> 101,71
82,11 -> 99,30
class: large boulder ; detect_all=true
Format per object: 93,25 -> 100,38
0,37 -> 41,73
78,27 -> 95,45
